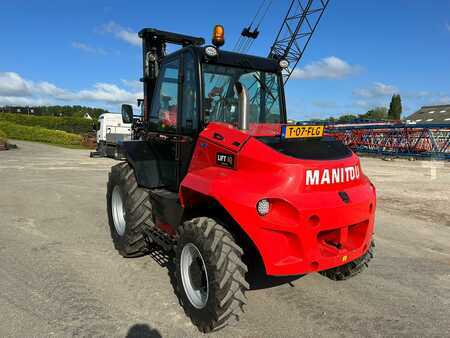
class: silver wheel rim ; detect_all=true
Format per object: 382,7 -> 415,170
111,185 -> 126,236
180,243 -> 209,309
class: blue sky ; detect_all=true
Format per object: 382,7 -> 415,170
0,0 -> 449,120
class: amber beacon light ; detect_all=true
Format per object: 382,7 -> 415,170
212,25 -> 225,47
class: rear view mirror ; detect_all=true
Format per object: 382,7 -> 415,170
121,104 -> 133,124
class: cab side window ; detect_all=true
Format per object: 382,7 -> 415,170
149,58 -> 180,132
181,52 -> 198,133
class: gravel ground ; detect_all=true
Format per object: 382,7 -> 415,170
0,141 -> 449,338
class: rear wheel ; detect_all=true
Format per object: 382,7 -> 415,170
174,217 -> 249,333
106,162 -> 152,257
320,240 -> 375,281
97,141 -> 106,156
113,146 -> 122,160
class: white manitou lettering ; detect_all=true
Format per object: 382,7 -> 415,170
306,165 -> 361,185
331,168 -> 340,183
320,169 -> 330,184
306,170 -> 320,185
349,167 -> 355,180
344,167 -> 351,182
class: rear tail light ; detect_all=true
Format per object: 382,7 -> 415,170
256,199 -> 270,216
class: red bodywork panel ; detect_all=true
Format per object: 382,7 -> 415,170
180,122 -> 376,276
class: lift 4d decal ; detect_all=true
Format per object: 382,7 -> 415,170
306,165 -> 360,185
216,153 -> 234,168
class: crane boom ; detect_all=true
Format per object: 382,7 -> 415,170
269,0 -> 330,84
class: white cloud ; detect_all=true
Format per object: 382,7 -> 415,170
291,56 -> 362,80
34,82 -> 75,100
72,41 -> 106,55
78,83 -> 138,103
351,83 -> 450,116
0,72 -> 140,108
100,21 -> 140,46
353,100 -> 381,109
353,82 -> 398,98
406,91 -> 431,99
446,22 -> 450,32
434,95 -> 450,105
121,79 -> 142,90
0,72 -> 32,97
0,96 -> 49,107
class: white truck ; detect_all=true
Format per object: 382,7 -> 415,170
91,113 -> 132,159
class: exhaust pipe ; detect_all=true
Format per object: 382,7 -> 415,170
234,81 -> 249,130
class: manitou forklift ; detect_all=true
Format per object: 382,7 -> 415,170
107,26 -> 376,332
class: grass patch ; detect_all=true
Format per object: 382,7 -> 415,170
0,112 -> 94,134
0,128 -> 6,143
0,121 -> 84,147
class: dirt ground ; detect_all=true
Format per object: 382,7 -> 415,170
1,141 -> 449,338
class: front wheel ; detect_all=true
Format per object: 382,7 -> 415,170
174,217 -> 249,333
106,162 -> 152,257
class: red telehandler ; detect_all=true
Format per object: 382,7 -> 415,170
106,2 -> 375,332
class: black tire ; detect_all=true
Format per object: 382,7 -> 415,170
320,240 -> 375,281
97,141 -> 106,157
106,162 -> 152,257
113,146 -> 121,160
174,217 -> 249,333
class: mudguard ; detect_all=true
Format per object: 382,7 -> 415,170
122,140 -> 176,189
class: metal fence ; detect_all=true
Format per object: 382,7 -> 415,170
327,123 -> 450,160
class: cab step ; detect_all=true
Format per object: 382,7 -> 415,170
143,225 -> 176,251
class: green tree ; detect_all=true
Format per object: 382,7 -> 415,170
337,114 -> 358,123
0,105 -> 111,119
360,107 -> 388,120
388,94 -> 402,120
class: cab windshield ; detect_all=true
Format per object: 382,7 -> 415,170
202,64 -> 282,126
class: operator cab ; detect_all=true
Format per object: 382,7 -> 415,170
143,46 -> 287,134
122,27 -> 288,192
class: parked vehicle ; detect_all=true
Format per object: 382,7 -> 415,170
91,113 -> 131,159
106,26 -> 376,332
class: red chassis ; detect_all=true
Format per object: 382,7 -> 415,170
180,122 -> 376,276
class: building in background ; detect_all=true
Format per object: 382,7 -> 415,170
406,105 -> 450,124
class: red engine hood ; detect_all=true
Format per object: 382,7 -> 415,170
197,122 -> 364,192
182,122 -> 375,277
200,122 -> 281,150
238,137 -> 364,193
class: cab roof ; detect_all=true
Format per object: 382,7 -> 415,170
138,27 -> 280,73
195,47 -> 280,73
166,46 -> 281,73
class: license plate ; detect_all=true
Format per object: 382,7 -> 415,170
281,125 -> 324,139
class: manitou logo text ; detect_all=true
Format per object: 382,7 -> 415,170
306,165 -> 360,186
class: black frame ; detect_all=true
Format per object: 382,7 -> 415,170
143,48 -> 203,191
148,54 -> 181,133
180,49 -> 202,134
144,45 -> 288,136
199,62 -> 286,126
133,33 -> 288,192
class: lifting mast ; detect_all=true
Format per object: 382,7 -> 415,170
269,0 -> 330,84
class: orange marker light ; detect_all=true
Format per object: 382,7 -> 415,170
212,25 -> 225,47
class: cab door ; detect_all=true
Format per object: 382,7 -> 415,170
177,50 -> 200,184
146,51 -> 200,191
147,56 -> 181,191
